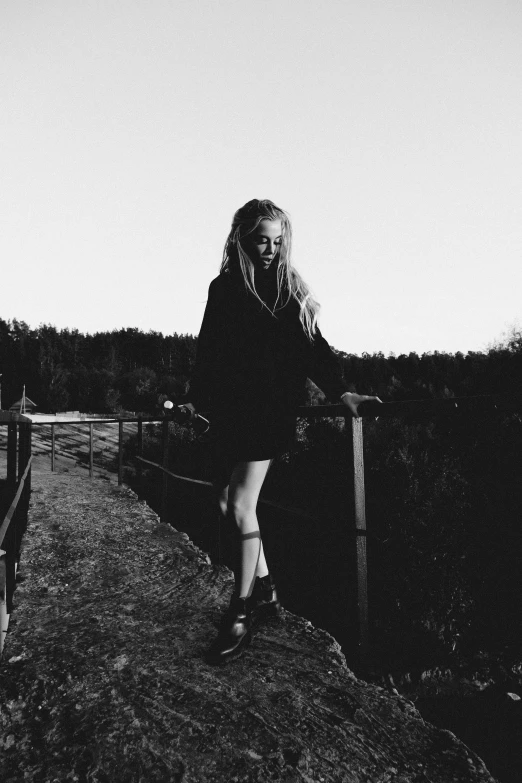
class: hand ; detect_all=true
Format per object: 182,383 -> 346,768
179,402 -> 196,420
341,392 -> 382,418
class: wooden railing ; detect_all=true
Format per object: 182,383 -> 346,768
2,393 -> 521,659
0,413 -> 33,654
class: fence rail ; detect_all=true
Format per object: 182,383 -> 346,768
2,393 -> 521,659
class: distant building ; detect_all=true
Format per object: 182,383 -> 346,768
9,397 -> 37,413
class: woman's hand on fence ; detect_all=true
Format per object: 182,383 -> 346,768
179,402 -> 197,420
341,392 -> 382,418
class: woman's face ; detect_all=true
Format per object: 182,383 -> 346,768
244,218 -> 282,272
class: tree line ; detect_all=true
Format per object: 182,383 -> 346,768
0,317 -> 521,413
0,319 -> 196,412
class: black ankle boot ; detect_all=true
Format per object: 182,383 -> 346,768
206,595 -> 251,664
249,574 -> 281,624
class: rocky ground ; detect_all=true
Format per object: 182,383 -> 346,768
0,461 -> 498,782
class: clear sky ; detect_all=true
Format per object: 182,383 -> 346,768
1,0 -> 521,356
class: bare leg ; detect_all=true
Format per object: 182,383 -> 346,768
206,461 -> 274,663
215,466 -> 270,585
224,460 -> 271,597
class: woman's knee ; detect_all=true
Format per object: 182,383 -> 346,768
227,494 -> 256,526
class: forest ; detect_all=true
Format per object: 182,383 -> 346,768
1,316 -> 521,413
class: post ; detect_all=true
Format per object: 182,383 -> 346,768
18,422 -> 29,483
89,423 -> 94,478
7,422 -> 17,487
11,423 -> 31,565
17,423 -> 25,484
25,422 -> 32,497
137,418 -> 143,457
0,549 -> 7,656
161,418 -> 169,523
51,424 -> 55,472
118,420 -> 124,485
137,418 -> 143,495
4,520 -> 17,615
349,415 -> 369,658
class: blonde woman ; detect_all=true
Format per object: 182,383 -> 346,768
183,199 -> 380,663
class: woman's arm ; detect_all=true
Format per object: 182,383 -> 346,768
307,327 -> 381,416
307,326 -> 351,401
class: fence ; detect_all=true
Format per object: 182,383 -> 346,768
1,394 -> 521,659
0,413 -> 33,654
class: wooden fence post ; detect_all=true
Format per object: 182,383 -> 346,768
161,419 -> 169,523
137,418 -> 143,495
89,423 -> 94,478
0,550 -> 7,656
0,544 -> 9,657
137,418 -> 143,456
118,420 -> 124,485
348,415 -> 369,658
25,422 -> 32,497
19,423 -> 32,542
7,423 -> 17,487
18,423 -> 26,484
51,424 -> 55,472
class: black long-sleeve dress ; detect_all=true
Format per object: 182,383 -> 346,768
188,269 -> 349,471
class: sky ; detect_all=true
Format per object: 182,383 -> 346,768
1,0 -> 521,357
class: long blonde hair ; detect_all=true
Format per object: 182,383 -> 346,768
220,199 -> 320,340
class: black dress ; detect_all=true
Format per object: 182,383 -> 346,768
188,270 -> 349,474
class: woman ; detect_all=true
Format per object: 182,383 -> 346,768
182,199 -> 380,664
